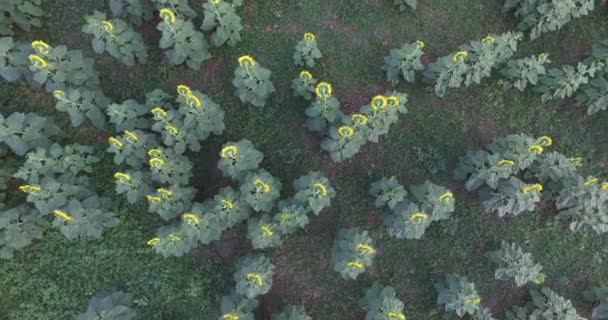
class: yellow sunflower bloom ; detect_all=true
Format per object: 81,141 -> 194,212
220,145 -> 238,158
31,40 -> 51,55
371,95 -> 388,111
303,32 -> 316,41
182,213 -> 200,225
28,54 -> 48,69
315,82 -> 332,99
53,209 -> 72,222
338,126 -> 354,138
313,182 -> 328,196
246,273 -> 264,286
238,55 -> 255,67
254,179 -> 271,193
409,212 -> 428,222
159,8 -> 176,24
453,51 -> 468,63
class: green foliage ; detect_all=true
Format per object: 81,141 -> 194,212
146,185 -> 196,221
201,0 -> 243,47
157,10 -> 210,70
148,225 -> 193,258
234,254 -> 275,298
320,125 -> 364,162
76,291 -> 136,320
272,305 -> 312,320
435,274 -> 487,318
293,33 -> 322,68
273,200 -> 309,235
556,175 -> 608,234
107,130 -> 158,169
0,36 -> 29,82
151,90 -> 225,154
507,288 -> 586,320
152,0 -> 197,19
232,56 -> 276,107
358,92 -> 408,143
206,187 -> 251,230
331,228 -> 376,280
413,144 -> 447,175
536,61 -> 604,103
501,53 -> 551,91
113,171 -> 153,204
177,202 -> 223,245
147,147 -> 193,186
219,292 -> 258,320
359,282 -> 408,320
106,99 -> 150,132
576,73 -> 608,115
375,178 -> 455,239
52,87 -> 109,129
108,0 -> 154,26
27,42 -> 100,91
293,171 -> 336,215
425,32 -> 522,97
247,214 -> 281,249
305,84 -> 343,132
0,205 -> 45,259
82,11 -> 148,67
383,40 -> 424,84
583,286 -> 608,320
217,139 -> 263,181
52,196 -> 118,240
0,112 -> 62,156
291,71 -> 317,101
486,241 -> 545,287
393,0 -> 416,11
14,143 -> 99,184
370,176 -> 408,210
503,0 -> 595,40
0,0 -> 43,34
239,169 -> 281,212
479,176 -> 542,217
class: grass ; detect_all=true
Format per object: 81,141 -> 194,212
1,0 -> 608,319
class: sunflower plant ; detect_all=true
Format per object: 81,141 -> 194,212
0,112 -> 62,156
82,11 -> 148,67
272,305 -> 312,320
576,73 -> 608,115
486,241 -> 545,287
234,254 -> 275,298
556,175 -> 608,234
51,196 -> 119,240
232,55 -> 276,108
0,205 -> 46,260
305,82 -> 343,132
76,291 -> 136,320
217,139 -> 263,181
151,0 -> 196,18
146,185 -> 196,221
201,0 -> 243,47
370,176 -> 408,210
359,93 -> 408,143
107,130 -> 159,169
113,171 -> 153,204
479,177 -> 543,217
176,202 -> 224,246
51,88 -> 109,129
206,187 -> 251,230
147,225 -> 194,258
506,288 -> 586,320
331,228 -> 377,280
291,70 -> 317,101
26,40 -> 100,91
503,0 -> 595,40
293,171 -> 336,215
272,200 -> 310,235
423,51 -> 472,97
109,0 -> 154,26
359,282 -> 408,320
320,125 -> 365,162
393,0 -> 417,11
293,32 -> 322,68
501,53 -> 551,91
239,169 -> 281,212
247,214 -> 282,249
157,8 -> 211,70
383,40 -> 425,84
0,36 -> 29,82
147,147 -> 193,186
106,99 -> 150,131
435,274 -> 489,318
536,61 -> 604,103
0,0 -> 43,35
14,143 -> 99,183
219,292 -> 258,320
